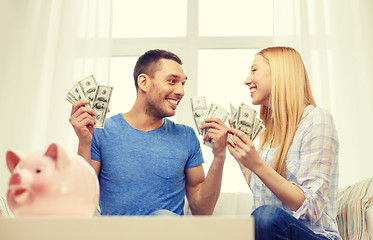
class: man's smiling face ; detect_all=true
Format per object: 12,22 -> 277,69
145,59 -> 187,119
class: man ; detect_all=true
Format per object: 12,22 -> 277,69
69,49 -> 228,215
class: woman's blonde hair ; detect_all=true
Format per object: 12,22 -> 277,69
257,46 -> 316,177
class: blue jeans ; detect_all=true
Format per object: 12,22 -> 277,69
149,209 -> 179,216
252,205 -> 333,240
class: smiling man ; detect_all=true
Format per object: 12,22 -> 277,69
69,49 -> 228,216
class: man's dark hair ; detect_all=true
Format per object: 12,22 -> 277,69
133,49 -> 183,91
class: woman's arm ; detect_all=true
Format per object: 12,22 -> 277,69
228,129 -> 305,211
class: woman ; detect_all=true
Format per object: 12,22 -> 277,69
228,46 -> 340,239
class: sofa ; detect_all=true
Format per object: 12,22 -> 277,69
2,178 -> 373,239
184,192 -> 252,216
184,180 -> 373,240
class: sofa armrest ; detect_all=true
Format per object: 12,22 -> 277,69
336,178 -> 373,239
366,205 -> 373,238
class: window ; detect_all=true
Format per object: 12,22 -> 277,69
111,0 -> 273,192
109,56 -> 138,115
112,0 -> 187,38
199,0 -> 273,36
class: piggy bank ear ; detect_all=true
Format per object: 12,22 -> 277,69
6,151 -> 22,173
44,143 -> 70,169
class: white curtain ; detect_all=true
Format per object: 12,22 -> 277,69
0,0 -> 112,197
273,0 -> 373,187
1,0 -> 372,199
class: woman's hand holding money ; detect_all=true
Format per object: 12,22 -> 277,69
227,128 -> 262,172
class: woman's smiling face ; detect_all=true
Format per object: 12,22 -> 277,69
244,55 -> 272,106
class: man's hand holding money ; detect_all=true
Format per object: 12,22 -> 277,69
200,118 -> 229,158
69,99 -> 97,147
66,75 -> 113,129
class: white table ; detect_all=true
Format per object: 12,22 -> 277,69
0,216 -> 254,240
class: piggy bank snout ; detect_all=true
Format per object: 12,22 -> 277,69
9,169 -> 33,188
9,173 -> 21,185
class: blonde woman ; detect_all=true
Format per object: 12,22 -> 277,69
228,47 -> 340,240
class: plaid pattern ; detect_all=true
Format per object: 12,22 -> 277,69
336,178 -> 373,240
249,105 -> 341,239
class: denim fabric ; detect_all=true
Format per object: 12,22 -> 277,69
150,209 -> 179,216
252,205 -> 337,240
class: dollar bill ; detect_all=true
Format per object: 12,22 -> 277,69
66,75 -> 111,112
77,75 -> 98,108
190,98 -> 265,146
230,103 -> 238,128
236,102 -> 257,137
190,96 -> 208,135
92,85 -> 113,128
230,102 -> 266,141
66,95 -> 75,104
67,83 -> 85,103
252,121 -> 266,141
251,118 -> 262,139
203,102 -> 229,147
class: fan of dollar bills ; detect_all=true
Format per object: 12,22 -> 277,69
230,102 -> 265,142
190,96 -> 265,147
66,75 -> 113,128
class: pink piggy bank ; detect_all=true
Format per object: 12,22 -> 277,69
6,143 -> 99,216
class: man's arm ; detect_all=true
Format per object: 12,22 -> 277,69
69,99 -> 101,175
91,160 -> 101,176
185,118 -> 228,215
185,155 -> 225,215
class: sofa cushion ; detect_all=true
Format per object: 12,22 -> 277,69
184,192 -> 253,215
213,192 -> 252,215
336,178 -> 373,240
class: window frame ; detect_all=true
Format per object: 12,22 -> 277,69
110,0 -> 273,192
111,0 -> 272,126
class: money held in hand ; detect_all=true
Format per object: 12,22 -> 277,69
190,96 -> 208,135
91,85 -> 113,128
77,75 -> 98,108
230,102 -> 265,141
190,97 -> 229,147
66,75 -> 113,128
